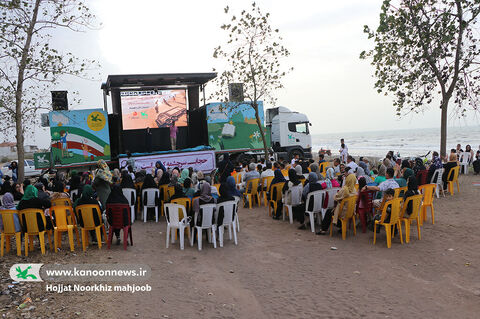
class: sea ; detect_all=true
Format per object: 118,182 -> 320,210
312,126 -> 480,158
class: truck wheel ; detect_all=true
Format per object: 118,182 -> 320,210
289,149 -> 304,161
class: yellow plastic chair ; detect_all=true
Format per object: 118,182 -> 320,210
393,187 -> 407,199
268,182 -> 285,217
20,209 -> 54,256
399,194 -> 423,243
166,186 -> 175,200
418,184 -> 436,224
330,195 -> 358,240
0,210 -> 22,257
170,198 -> 192,241
319,162 -> 329,177
281,169 -> 289,177
50,206 -> 76,252
354,184 -> 359,192
243,178 -> 260,209
260,176 -> 274,207
373,198 -> 403,248
235,172 -> 244,184
51,197 -> 73,208
447,166 -> 460,195
75,204 -> 107,251
213,184 -> 221,194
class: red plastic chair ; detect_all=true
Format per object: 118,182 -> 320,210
356,190 -> 375,233
416,170 -> 428,186
106,204 -> 133,250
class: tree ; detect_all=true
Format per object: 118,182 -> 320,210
211,2 -> 292,159
360,0 -> 480,158
0,0 -> 99,181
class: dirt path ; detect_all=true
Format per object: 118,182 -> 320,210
1,175 -> 480,318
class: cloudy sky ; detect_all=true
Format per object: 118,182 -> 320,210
30,0 -> 478,148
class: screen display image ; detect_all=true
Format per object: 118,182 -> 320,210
120,90 -> 187,130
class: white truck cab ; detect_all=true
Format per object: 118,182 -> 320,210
266,106 -> 312,160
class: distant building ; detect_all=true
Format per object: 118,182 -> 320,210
0,142 -> 39,159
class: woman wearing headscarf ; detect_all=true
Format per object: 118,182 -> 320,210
325,167 -> 340,189
17,185 -> 53,231
106,184 -> 130,244
195,171 -> 206,192
403,176 -> 419,217
294,165 -> 305,181
169,174 -> 179,187
267,170 -> 286,218
112,168 -> 121,185
226,176 -> 241,198
93,160 -> 112,209
412,158 -> 426,175
0,176 -> 13,195
427,151 -> 443,182
374,165 -> 387,185
279,169 -> 303,221
216,183 -> 236,226
355,167 -> 371,182
73,185 -> 103,242
0,193 -> 21,233
120,170 -> 135,189
327,173 -> 357,229
442,152 -> 458,190
69,170 -> 81,192
309,163 -> 322,180
183,178 -> 195,198
50,180 -> 70,200
178,168 -> 190,184
217,153 -> 234,183
193,182 -> 216,214
12,183 -> 24,201
141,174 -> 157,190
297,172 -> 325,229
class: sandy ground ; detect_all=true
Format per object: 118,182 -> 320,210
1,174 -> 480,318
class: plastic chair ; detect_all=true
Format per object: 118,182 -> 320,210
51,197 -> 73,208
416,170 -> 428,186
20,209 -> 54,256
356,190 -> 375,233
106,204 -> 132,250
304,190 -> 325,233
75,204 -> 107,251
329,195 -> 358,240
190,203 -> 216,250
70,189 -> 79,202
171,198 -> 192,217
166,186 -> 175,200
122,188 -> 136,224
393,187 -> 407,199
321,187 -> 340,218
283,184 -> 303,224
260,176 -> 274,206
430,168 -> 445,198
319,162 -> 329,177
0,210 -> 22,257
164,203 -> 191,250
142,188 -> 160,222
399,194 -> 423,243
216,201 -> 238,247
235,172 -> 244,189
212,184 -> 221,195
281,169 -> 289,177
233,196 -> 241,232
418,184 -> 436,224
460,152 -> 472,174
447,166 -> 460,195
243,178 -> 260,209
159,184 -> 171,216
50,206 -> 76,252
373,198 -> 403,248
268,182 -> 284,218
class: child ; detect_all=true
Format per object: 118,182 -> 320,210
371,188 -> 395,232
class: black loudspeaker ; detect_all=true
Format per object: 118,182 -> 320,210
51,91 -> 68,110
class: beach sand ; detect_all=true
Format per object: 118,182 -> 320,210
1,174 -> 480,318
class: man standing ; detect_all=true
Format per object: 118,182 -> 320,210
145,127 -> 152,153
125,150 -> 135,171
339,138 -> 348,163
170,120 -> 178,150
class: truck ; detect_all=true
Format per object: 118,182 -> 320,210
190,101 -> 312,163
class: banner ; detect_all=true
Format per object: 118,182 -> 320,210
34,152 -> 51,169
49,109 -> 111,165
119,150 -> 216,173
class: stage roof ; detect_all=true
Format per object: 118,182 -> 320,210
102,73 -> 217,91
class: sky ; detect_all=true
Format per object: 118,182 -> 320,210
29,0 -> 480,148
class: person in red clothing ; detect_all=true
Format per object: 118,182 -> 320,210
170,120 -> 178,150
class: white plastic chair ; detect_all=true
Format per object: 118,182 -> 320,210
233,196 -> 241,232
191,204 -> 217,250
122,188 -> 136,224
321,187 -> 340,218
70,189 -> 79,202
283,184 -> 303,224
460,152 -> 471,174
216,201 -> 238,247
430,168 -> 445,198
164,203 -> 191,250
305,190 -> 326,233
142,188 -> 159,222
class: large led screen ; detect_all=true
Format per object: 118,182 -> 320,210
120,90 -> 187,130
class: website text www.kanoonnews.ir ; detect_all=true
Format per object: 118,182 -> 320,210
9,263 -> 152,294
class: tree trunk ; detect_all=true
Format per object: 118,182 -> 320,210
15,0 -> 41,182
440,100 -> 449,159
253,102 -> 269,160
